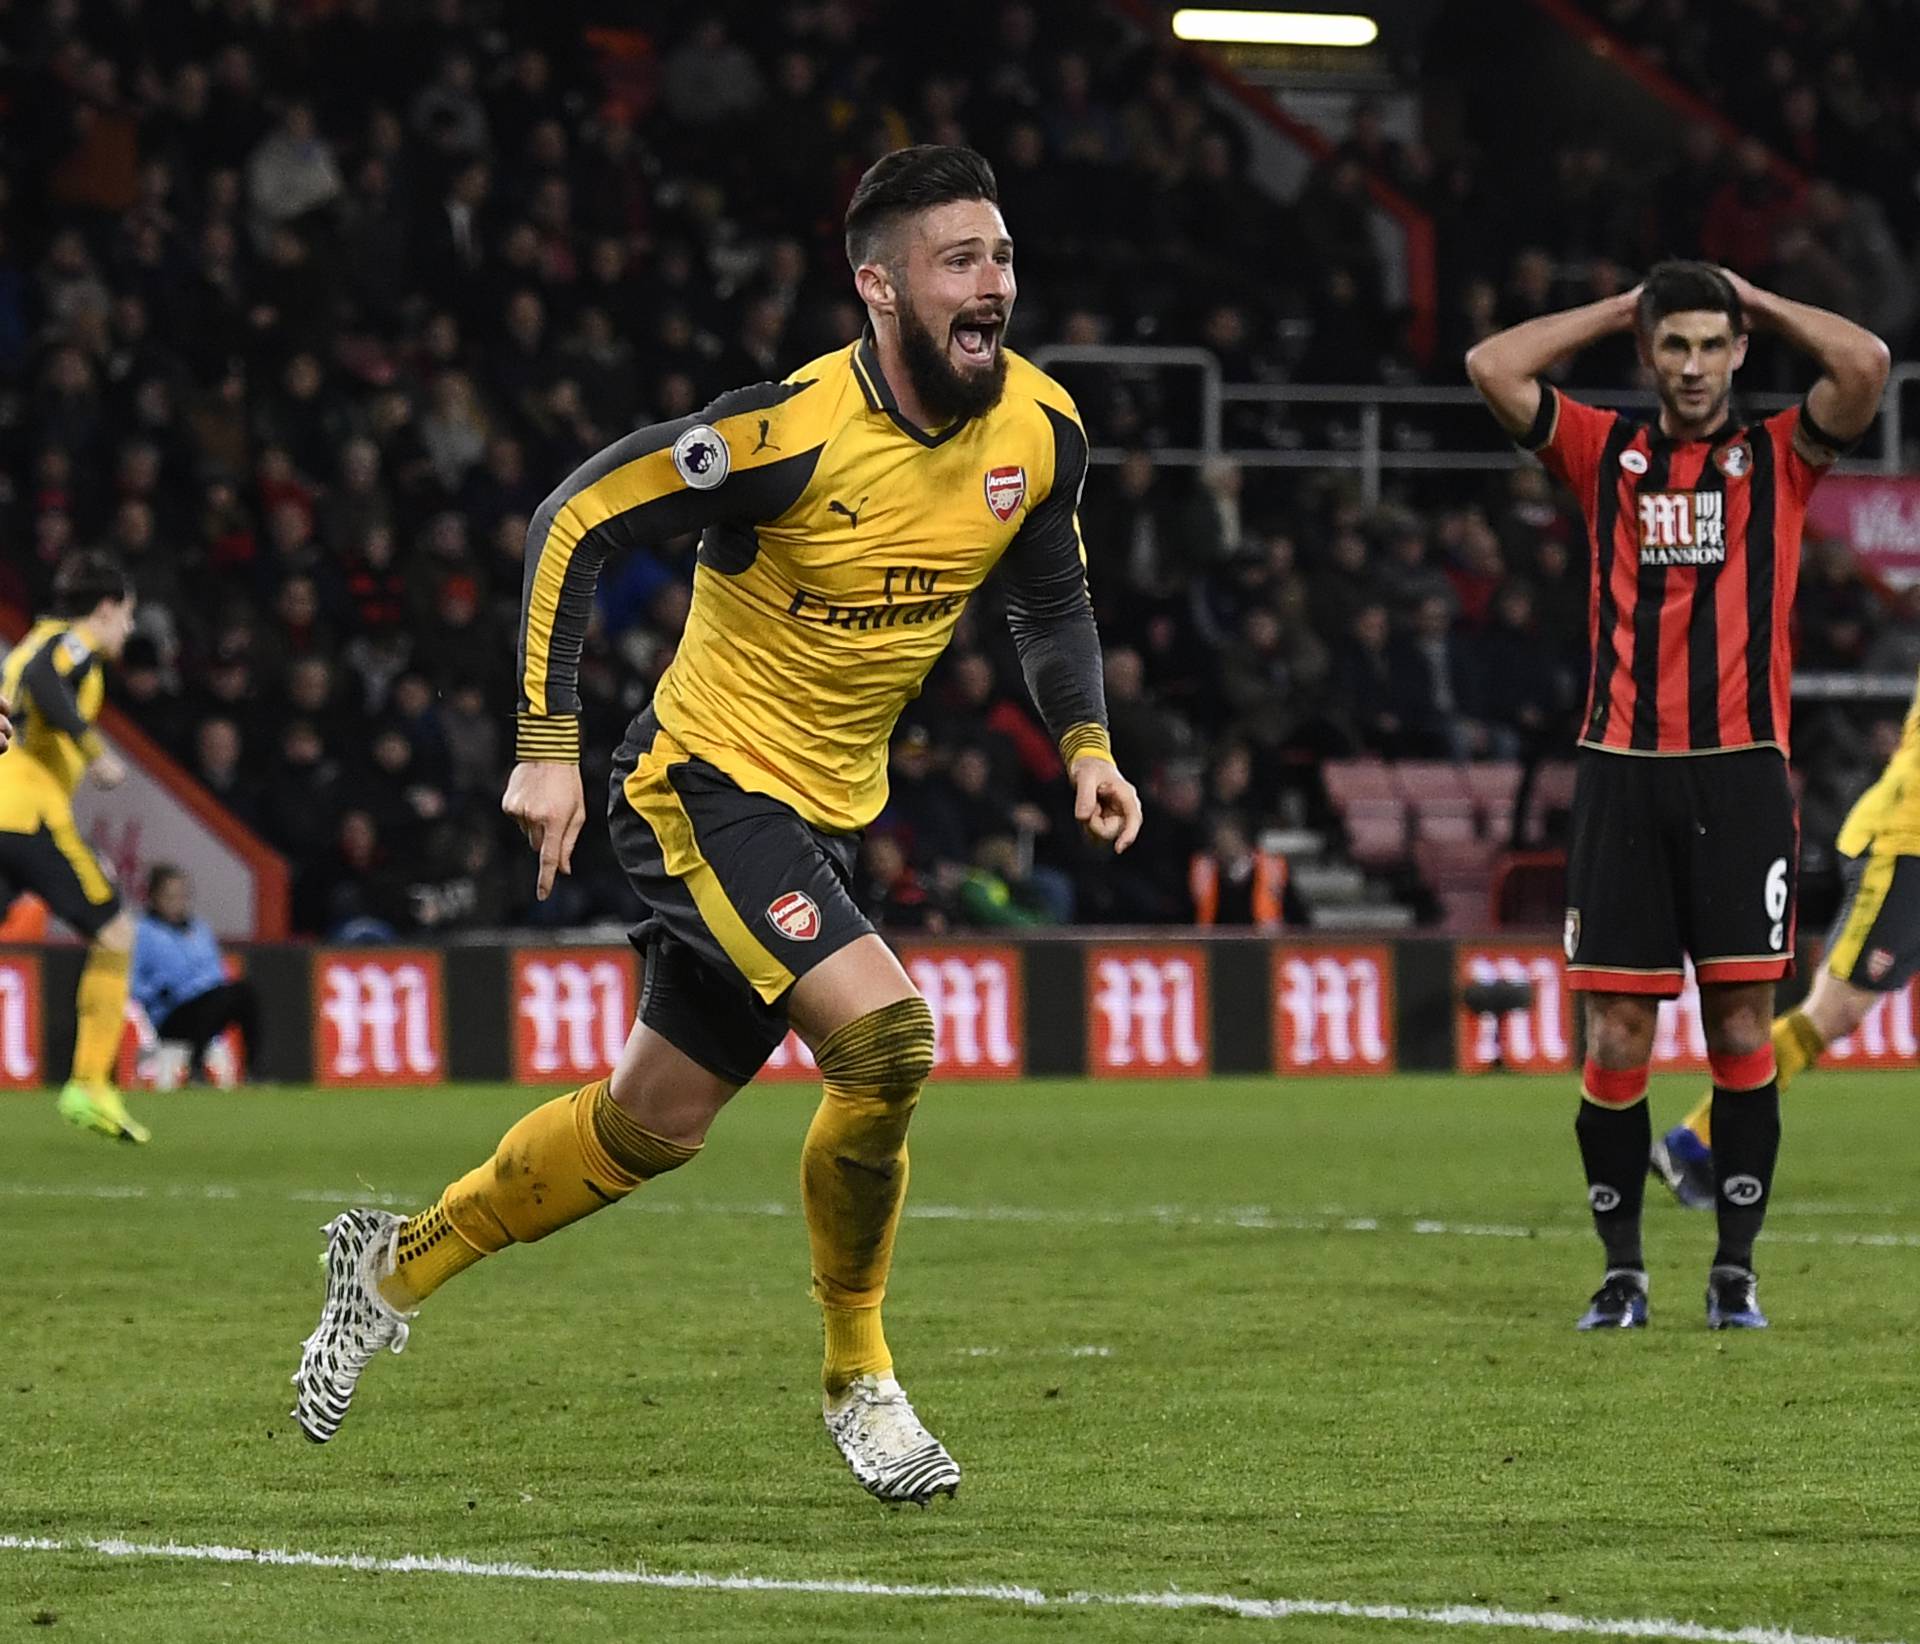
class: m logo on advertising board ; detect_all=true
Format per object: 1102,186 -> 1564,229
0,954 -> 41,1089
1456,945 -> 1571,1073
1087,945 -> 1208,1075
315,951 -> 444,1086
1272,946 -> 1394,1073
759,945 -> 1025,1082
513,950 -> 636,1082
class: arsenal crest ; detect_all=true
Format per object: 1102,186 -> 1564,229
1716,442 -> 1751,478
1867,947 -> 1895,982
768,890 -> 822,942
984,465 -> 1026,523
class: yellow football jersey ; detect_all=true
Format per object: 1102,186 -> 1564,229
516,333 -> 1110,832
0,618 -> 106,830
1836,668 -> 1920,857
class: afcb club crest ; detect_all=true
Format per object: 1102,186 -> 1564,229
985,465 -> 1026,523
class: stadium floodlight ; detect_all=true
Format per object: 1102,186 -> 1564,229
1170,9 -> 1380,46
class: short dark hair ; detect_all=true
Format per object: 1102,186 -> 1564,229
1637,260 -> 1744,336
147,864 -> 185,900
51,550 -> 131,618
844,144 -> 999,269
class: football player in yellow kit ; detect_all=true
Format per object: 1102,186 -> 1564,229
293,146 -> 1142,1503
1654,672 -> 1920,1206
0,552 -> 145,1141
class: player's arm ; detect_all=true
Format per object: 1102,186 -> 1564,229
15,634 -> 114,771
999,405 -> 1141,853
1720,269 -> 1891,464
1464,289 -> 1640,439
506,380 -> 821,897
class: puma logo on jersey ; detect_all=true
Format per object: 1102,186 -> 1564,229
1638,491 -> 1726,565
827,496 -> 869,529
752,419 -> 780,454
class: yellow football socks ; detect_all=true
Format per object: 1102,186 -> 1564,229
800,997 -> 936,1394
381,1078 -> 699,1309
1772,1008 -> 1825,1092
72,942 -> 130,1086
1682,1007 -> 1828,1144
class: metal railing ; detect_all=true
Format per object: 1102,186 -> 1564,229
1031,346 -> 1914,505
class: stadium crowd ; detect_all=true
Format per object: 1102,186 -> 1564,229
5,0 -> 1914,936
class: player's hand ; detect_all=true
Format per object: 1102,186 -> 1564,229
90,751 -> 127,789
502,759 -> 585,900
1070,755 -> 1142,853
1716,266 -> 1767,320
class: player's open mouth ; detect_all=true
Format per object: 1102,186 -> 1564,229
951,319 -> 1001,367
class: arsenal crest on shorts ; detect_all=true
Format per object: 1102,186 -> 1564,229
768,890 -> 821,942
984,465 -> 1026,522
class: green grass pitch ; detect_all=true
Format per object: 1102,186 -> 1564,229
2,1074 -> 1917,1642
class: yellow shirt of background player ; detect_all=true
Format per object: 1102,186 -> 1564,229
1836,667 -> 1920,859
0,619 -> 105,831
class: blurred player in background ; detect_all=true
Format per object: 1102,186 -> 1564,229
1469,261 -> 1888,1332
0,551 -> 145,1141
294,145 -> 1142,1503
1653,670 -> 1920,1206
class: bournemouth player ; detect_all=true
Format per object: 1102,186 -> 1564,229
292,146 -> 1142,1502
1468,261 -> 1889,1331
1653,668 -> 1920,1206
0,552 -> 146,1141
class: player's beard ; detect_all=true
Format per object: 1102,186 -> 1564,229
1659,376 -> 1731,435
897,294 -> 1008,425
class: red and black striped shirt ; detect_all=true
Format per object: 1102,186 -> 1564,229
1527,387 -> 1827,757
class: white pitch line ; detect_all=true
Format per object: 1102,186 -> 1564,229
0,1535 -> 1898,1644
4,1182 -> 1920,1250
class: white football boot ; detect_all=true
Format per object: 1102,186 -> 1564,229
291,1209 -> 414,1442
823,1374 -> 961,1504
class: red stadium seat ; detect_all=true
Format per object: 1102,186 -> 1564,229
1324,760 -> 1395,807
1390,761 -> 1468,803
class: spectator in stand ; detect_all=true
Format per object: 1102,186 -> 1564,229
1102,645 -> 1189,785
1402,594 -> 1478,760
1797,539 -> 1882,669
1464,582 -> 1567,759
858,832 -> 946,934
130,865 -> 261,1083
191,714 -> 261,828
1703,138 -> 1797,274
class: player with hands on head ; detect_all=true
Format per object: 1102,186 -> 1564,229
1468,259 -> 1888,1331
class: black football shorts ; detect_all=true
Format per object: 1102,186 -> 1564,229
1564,747 -> 1797,997
606,708 -> 871,1085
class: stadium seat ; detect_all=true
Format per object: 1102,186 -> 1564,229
1463,762 -> 1521,838
1323,760 -> 1395,807
1412,797 -> 1478,842
1344,800 -> 1408,867
1389,761 -> 1469,803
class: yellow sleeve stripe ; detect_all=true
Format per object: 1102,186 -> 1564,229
515,713 -> 582,762
521,446 -> 679,715
520,400 -> 823,715
1060,723 -> 1112,765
